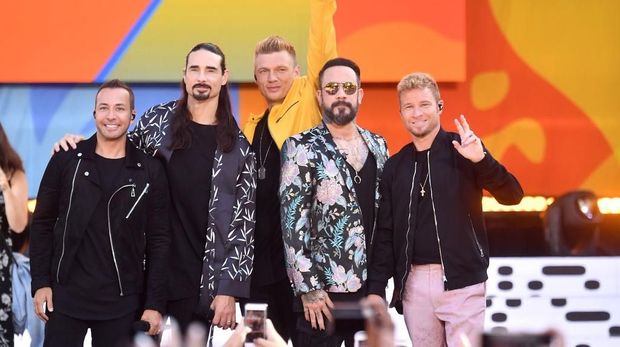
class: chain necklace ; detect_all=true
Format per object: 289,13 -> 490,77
257,119 -> 272,180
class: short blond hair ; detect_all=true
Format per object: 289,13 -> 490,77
397,72 -> 441,102
254,35 -> 297,62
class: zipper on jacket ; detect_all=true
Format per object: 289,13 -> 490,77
468,213 -> 485,258
398,161 -> 418,300
427,151 -> 449,285
275,100 -> 300,123
56,159 -> 82,283
107,183 -> 136,296
125,183 -> 150,219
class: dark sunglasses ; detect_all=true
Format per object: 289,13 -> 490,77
322,82 -> 358,95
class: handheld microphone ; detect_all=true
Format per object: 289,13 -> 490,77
133,320 -> 151,332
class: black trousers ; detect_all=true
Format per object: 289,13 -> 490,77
166,295 -> 211,336
239,279 -> 296,344
43,310 -> 136,347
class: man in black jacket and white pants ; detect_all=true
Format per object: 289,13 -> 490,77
367,72 -> 523,346
30,80 -> 170,347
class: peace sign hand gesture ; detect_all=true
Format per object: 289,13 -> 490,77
452,114 -> 485,163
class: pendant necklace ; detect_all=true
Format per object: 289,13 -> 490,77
352,167 -> 362,184
335,136 -> 365,184
419,171 -> 429,197
257,120 -> 272,180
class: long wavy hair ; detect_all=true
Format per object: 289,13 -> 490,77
0,123 -> 24,177
169,43 -> 237,153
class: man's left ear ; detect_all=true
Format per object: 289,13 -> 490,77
438,100 -> 444,112
131,111 -> 136,121
294,65 -> 301,78
358,87 -> 364,104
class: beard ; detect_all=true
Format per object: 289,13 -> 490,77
191,83 -> 212,101
322,100 -> 358,126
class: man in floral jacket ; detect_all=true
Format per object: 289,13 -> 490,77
279,58 -> 389,347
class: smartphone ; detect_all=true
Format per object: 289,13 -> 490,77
331,301 -> 368,339
244,303 -> 268,346
353,330 -> 368,347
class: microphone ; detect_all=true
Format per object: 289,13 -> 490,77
133,320 -> 151,332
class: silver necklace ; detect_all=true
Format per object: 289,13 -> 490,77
351,166 -> 362,184
257,120 -> 272,180
419,171 -> 429,197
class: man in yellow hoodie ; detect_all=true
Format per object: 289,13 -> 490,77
239,0 -> 337,343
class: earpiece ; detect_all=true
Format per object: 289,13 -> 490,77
93,111 -> 96,118
438,101 -> 444,111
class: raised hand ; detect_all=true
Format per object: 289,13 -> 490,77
452,115 -> 485,163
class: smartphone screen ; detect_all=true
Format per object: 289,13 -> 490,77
244,303 -> 268,345
354,330 -> 368,347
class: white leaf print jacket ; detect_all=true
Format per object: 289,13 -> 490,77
129,101 -> 256,308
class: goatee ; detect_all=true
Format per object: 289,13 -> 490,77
192,83 -> 211,101
322,101 -> 357,126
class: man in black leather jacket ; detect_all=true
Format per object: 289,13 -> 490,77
367,72 -> 523,346
30,79 -> 170,346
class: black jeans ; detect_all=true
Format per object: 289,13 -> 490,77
43,310 -> 136,347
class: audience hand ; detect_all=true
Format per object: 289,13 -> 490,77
253,319 -> 287,347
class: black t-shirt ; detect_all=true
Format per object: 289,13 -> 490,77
55,154 -> 139,320
412,149 -> 441,265
250,112 -> 287,289
168,122 -> 217,255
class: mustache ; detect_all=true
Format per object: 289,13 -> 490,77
192,83 -> 211,90
331,101 -> 353,109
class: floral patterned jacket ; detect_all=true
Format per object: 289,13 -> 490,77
279,123 -> 388,295
129,100 -> 256,307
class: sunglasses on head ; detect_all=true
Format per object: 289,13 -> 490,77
322,82 -> 358,95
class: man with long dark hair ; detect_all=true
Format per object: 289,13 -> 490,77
128,43 -> 256,333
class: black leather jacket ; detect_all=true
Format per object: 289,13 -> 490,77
30,135 -> 170,313
367,129 -> 523,313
